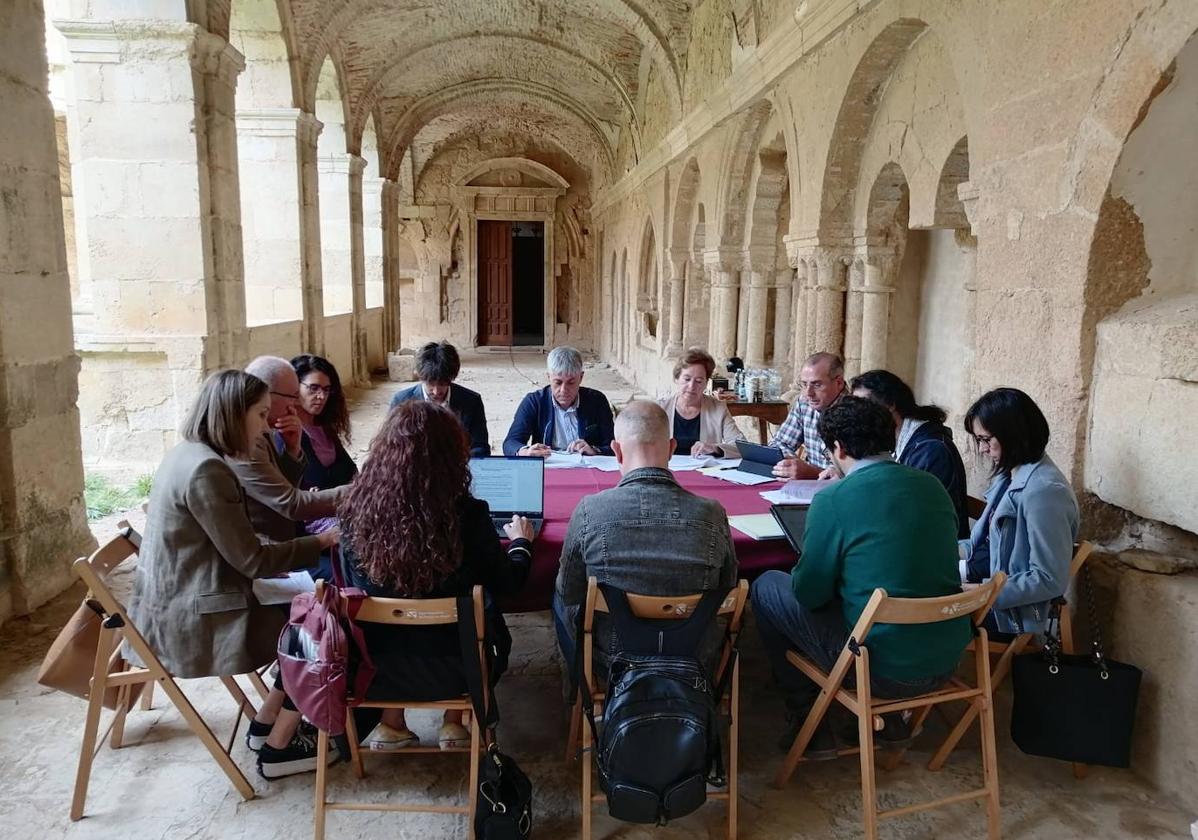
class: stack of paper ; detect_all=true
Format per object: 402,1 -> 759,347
543,451 -> 587,469
759,479 -> 837,505
729,513 -> 786,540
668,454 -> 723,471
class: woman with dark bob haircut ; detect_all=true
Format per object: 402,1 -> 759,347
339,400 -> 535,751
960,388 -> 1079,636
849,370 -> 969,537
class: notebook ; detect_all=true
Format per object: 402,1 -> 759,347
729,513 -> 786,541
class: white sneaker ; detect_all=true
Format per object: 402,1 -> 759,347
365,722 -> 420,751
438,722 -> 471,750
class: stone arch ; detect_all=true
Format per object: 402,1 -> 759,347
637,218 -> 659,340
715,100 -> 774,249
233,0 -> 305,326
816,18 -> 929,240
456,157 -> 570,191
619,247 -> 630,364
934,136 -> 970,229
670,157 -> 702,253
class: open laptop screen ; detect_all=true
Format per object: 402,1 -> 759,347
468,457 -> 545,516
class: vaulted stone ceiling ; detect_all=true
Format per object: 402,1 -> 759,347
280,0 -> 694,184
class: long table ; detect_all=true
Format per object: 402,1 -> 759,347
499,467 -> 798,612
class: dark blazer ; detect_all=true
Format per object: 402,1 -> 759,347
502,385 -> 615,456
899,422 -> 970,539
391,383 -> 490,457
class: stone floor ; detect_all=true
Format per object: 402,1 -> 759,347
3,352 -> 1194,839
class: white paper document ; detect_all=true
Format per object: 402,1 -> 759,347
543,451 -> 587,469
667,454 -> 722,472
759,479 -> 837,505
253,571 -> 315,605
584,455 -> 622,471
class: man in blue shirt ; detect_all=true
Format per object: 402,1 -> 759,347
502,346 -> 615,456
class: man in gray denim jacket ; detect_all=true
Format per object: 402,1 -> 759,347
552,400 -> 738,672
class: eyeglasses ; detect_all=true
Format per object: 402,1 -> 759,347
973,434 -> 996,447
301,382 -> 333,396
270,390 -> 300,401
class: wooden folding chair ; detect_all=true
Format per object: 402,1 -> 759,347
568,577 -> 749,840
773,574 -> 1008,840
70,525 -> 256,821
928,541 -> 1095,779
313,584 -> 489,840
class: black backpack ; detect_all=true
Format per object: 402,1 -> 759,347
577,584 -> 736,826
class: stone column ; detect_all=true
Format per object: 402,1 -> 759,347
237,108 -> 304,324
812,251 -> 847,356
736,269 -> 750,360
56,19 -> 246,474
745,269 -> 770,368
347,155 -> 370,385
665,250 -> 687,355
804,260 -> 819,357
860,256 -> 894,371
772,267 -> 793,372
707,263 -> 740,364
296,111 -> 325,353
790,260 -> 808,374
192,30 -> 248,369
844,260 -> 865,378
380,180 -> 402,352
0,0 -> 95,620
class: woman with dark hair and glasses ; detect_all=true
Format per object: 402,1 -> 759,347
286,354 -> 357,493
961,388 -> 1079,637
848,370 -> 969,537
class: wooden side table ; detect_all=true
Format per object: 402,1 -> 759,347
726,400 -> 791,444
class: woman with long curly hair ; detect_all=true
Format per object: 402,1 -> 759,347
340,400 -> 534,750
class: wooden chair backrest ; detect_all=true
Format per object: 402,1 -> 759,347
314,581 -> 486,642
853,572 -> 1008,644
584,578 -> 749,633
74,523 -> 142,614
1069,541 -> 1094,580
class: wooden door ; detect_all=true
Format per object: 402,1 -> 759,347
478,220 -> 512,345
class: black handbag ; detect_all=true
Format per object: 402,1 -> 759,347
1010,569 -> 1142,767
457,598 -> 533,839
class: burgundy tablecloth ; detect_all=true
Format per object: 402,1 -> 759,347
499,468 -> 797,612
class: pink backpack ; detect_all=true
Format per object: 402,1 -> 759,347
276,582 -> 376,735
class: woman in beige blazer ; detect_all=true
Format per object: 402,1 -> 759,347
656,348 -> 742,458
128,370 -> 338,680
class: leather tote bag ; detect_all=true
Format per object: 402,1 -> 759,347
1010,570 -> 1142,767
37,598 -> 144,710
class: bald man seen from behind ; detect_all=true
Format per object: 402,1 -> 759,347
552,400 -> 738,674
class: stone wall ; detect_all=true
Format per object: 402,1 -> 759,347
0,0 -> 94,622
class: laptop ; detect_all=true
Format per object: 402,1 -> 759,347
736,441 -> 786,477
769,503 -> 810,559
468,456 -> 545,539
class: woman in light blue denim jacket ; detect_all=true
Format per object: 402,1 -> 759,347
960,389 -> 1079,635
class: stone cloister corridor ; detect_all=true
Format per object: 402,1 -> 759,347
2,0 -> 1198,836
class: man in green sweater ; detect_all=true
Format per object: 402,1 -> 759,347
751,396 -> 971,758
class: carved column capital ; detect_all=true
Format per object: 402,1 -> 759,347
296,112 -> 324,148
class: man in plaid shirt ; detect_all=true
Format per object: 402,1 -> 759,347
769,352 -> 847,479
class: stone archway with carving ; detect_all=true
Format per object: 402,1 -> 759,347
452,157 -> 570,347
